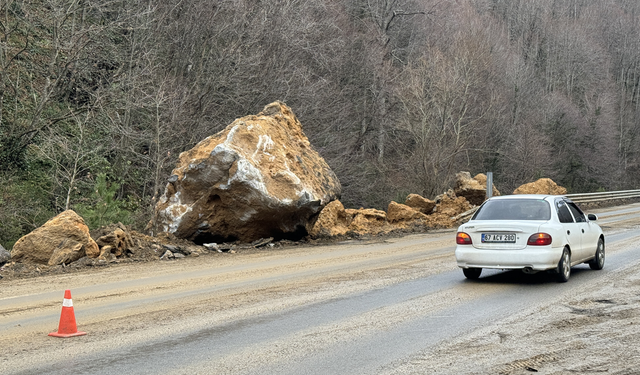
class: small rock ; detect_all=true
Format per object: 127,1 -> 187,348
203,243 -> 221,252
217,243 -> 235,251
162,244 -> 179,252
99,245 -> 114,261
160,250 -> 174,259
173,253 -> 185,259
163,244 -> 191,255
251,237 -> 274,248
0,244 -> 10,266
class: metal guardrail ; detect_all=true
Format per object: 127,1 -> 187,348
453,189 -> 640,222
451,190 -> 640,221
565,189 -> 640,204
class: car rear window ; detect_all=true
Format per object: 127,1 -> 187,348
472,199 -> 551,221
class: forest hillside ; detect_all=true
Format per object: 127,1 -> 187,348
1,0 -> 639,247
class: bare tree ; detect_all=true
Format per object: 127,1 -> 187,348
32,109 -> 106,211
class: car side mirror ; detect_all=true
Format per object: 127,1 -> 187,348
587,213 -> 598,221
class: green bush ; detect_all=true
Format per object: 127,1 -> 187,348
74,173 -> 132,230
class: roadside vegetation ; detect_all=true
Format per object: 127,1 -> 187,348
1,0 -> 639,247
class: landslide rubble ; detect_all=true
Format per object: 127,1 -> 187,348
4,164 -> 575,280
513,178 -> 567,195
10,91 -> 580,282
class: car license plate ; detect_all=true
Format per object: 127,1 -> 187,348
481,233 -> 516,243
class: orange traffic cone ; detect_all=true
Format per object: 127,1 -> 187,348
48,289 -> 86,338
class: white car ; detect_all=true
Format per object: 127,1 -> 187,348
455,195 -> 605,282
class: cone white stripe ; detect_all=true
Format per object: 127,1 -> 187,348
62,298 -> 73,307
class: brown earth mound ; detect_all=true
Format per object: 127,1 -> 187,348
513,178 -> 567,195
309,190 -> 473,239
424,190 -> 473,229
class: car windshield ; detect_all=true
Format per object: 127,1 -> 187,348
473,198 -> 551,221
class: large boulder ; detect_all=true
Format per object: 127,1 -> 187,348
10,210 -> 100,266
454,171 -> 500,206
154,101 -> 341,243
513,178 -> 567,195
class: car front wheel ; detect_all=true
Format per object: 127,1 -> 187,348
557,248 -> 571,283
463,267 -> 482,280
589,238 -> 605,270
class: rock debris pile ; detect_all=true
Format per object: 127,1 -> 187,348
1,100 -> 572,277
513,178 -> 567,195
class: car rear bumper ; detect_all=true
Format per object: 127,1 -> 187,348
455,245 -> 563,271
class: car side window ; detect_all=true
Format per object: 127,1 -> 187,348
556,200 -> 574,223
567,202 -> 586,223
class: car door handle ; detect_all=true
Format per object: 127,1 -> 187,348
582,229 -> 584,233
567,230 -> 570,235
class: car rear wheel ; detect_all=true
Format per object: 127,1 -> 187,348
557,248 -> 571,283
463,267 -> 482,280
589,238 -> 605,270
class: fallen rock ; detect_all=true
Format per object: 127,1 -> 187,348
0,244 -> 10,266
513,178 -> 567,195
426,190 -> 473,228
203,243 -> 222,252
387,201 -> 428,223
11,210 -> 100,265
308,200 -> 350,238
99,245 -> 115,261
95,225 -> 134,257
345,208 -> 388,235
404,194 -> 436,214
153,101 -> 341,243
163,244 -> 191,255
49,242 -> 84,266
454,171 -> 500,206
251,237 -> 274,248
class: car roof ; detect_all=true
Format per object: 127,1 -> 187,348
486,194 -> 564,201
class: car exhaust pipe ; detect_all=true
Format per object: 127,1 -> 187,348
522,267 -> 536,274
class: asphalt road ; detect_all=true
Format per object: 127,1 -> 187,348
2,203 -> 640,374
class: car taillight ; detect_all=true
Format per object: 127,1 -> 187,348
456,232 -> 472,245
527,233 -> 552,246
